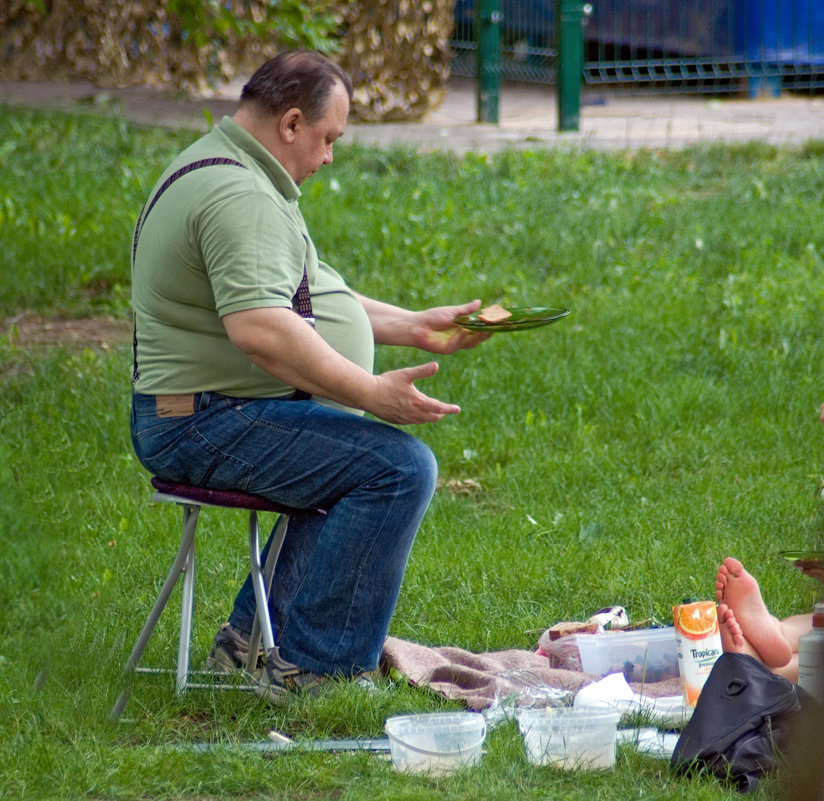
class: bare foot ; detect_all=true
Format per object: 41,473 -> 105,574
715,557 -> 792,668
717,603 -> 763,660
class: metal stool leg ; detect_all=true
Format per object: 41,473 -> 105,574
247,511 -> 291,665
247,514 -> 289,671
176,507 -> 197,695
109,503 -> 200,719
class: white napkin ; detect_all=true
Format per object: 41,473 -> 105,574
573,672 -> 691,728
616,727 -> 681,759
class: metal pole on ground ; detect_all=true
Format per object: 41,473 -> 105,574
556,0 -> 592,131
476,0 -> 502,123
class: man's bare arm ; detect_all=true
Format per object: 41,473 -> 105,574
355,295 -> 490,352
222,306 -> 461,424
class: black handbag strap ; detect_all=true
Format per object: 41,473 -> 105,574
131,158 -> 314,398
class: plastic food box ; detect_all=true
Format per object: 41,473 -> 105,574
384,712 -> 486,774
575,627 -> 679,682
517,707 -> 622,770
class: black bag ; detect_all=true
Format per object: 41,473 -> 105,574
670,652 -> 802,792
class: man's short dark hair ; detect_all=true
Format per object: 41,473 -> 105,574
240,50 -> 353,124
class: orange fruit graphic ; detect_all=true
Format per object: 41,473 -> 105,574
676,603 -> 718,640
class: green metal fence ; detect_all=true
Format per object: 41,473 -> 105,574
451,0 -> 557,84
451,0 -> 824,96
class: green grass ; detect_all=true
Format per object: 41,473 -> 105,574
2,105 -> 823,799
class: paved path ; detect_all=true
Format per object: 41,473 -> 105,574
3,76 -> 824,152
394,78 -> 824,153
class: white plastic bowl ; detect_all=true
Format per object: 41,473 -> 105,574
384,712 -> 486,774
517,707 -> 621,770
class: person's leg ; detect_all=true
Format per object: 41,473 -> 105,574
227,412 -> 437,674
775,654 -> 800,682
773,614 -> 811,681
132,392 -> 437,676
715,557 -> 793,668
253,445 -> 435,675
779,613 -> 814,653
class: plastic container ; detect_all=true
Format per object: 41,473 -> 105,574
384,712 -> 486,774
798,602 -> 824,704
517,707 -> 622,770
575,627 -> 679,682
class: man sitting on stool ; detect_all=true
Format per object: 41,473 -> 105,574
129,50 -> 489,699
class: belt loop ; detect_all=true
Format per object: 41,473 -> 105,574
198,391 -> 212,410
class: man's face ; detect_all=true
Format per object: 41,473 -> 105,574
288,82 -> 350,186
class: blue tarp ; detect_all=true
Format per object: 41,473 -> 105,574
454,0 -> 824,64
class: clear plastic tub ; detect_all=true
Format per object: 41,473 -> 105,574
575,627 -> 678,681
517,707 -> 622,769
384,712 -> 486,774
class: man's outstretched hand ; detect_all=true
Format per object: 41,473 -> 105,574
367,362 -> 461,424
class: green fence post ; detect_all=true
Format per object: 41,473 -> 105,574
476,0 -> 502,123
556,0 -> 591,132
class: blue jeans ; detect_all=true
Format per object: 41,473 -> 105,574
130,391 -> 438,675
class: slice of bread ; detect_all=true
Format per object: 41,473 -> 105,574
545,620 -> 601,641
478,303 -> 512,323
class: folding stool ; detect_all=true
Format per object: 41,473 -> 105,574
109,477 -> 323,719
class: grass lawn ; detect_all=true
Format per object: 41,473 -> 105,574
1,105 -> 823,800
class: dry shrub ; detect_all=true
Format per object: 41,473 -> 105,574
335,0 -> 455,121
0,1 -> 279,91
0,0 -> 457,120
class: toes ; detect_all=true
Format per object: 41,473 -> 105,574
717,602 -> 730,625
715,563 -> 731,600
722,556 -> 744,576
718,603 -> 736,631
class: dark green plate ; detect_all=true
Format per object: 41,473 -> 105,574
456,306 -> 571,332
777,550 -> 824,570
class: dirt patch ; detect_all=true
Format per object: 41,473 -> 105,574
3,313 -> 132,350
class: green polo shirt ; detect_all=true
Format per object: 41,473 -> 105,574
131,116 -> 373,411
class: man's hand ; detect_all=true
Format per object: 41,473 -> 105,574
367,362 -> 461,424
409,299 -> 492,354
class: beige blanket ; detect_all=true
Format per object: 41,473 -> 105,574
381,636 -> 682,711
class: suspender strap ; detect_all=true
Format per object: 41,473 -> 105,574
288,271 -> 313,401
131,158 -> 315,401
131,158 -> 246,266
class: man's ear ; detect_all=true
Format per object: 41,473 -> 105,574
279,108 -> 303,143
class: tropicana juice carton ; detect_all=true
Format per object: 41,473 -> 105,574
673,598 -> 723,707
